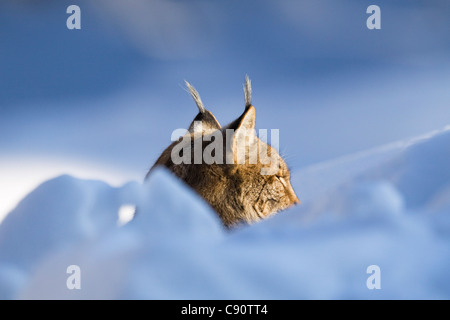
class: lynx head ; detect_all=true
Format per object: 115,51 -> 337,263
147,76 -> 299,228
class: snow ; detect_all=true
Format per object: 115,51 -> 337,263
0,127 -> 449,299
0,157 -> 136,224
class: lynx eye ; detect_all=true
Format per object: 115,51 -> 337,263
276,176 -> 287,187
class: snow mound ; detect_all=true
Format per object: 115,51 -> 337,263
0,169 -> 223,299
1,128 -> 450,299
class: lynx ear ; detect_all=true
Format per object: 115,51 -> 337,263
222,75 -> 255,131
231,105 -> 256,133
223,76 -> 257,161
226,105 -> 257,163
185,81 -> 221,134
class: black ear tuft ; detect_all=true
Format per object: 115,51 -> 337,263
185,81 -> 206,113
244,75 -> 252,108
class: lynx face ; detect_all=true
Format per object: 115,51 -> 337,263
147,77 -> 299,228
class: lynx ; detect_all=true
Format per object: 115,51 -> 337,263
147,76 -> 299,228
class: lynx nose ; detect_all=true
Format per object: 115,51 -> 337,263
290,194 -> 300,205
287,185 -> 300,205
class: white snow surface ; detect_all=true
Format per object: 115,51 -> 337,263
1,126 -> 450,299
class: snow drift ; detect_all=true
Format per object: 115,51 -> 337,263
1,127 -> 450,299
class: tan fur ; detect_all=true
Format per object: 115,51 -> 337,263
146,79 -> 299,228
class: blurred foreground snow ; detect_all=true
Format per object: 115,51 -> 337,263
1,126 -> 450,299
